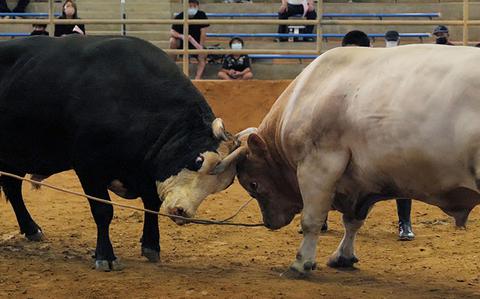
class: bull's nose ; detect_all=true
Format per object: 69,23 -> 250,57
168,207 -> 190,226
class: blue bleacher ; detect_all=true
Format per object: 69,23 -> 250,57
188,12 -> 441,20
0,12 -> 60,18
207,32 -> 431,40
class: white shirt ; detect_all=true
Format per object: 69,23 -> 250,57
287,0 -> 306,5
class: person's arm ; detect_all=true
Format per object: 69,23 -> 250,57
199,27 -> 207,47
170,29 -> 183,39
307,0 -> 314,11
279,0 -> 288,13
238,67 -> 252,75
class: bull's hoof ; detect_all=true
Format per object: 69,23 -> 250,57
281,260 -> 316,279
141,247 -> 160,263
25,229 -> 44,242
95,259 -> 124,272
327,255 -> 358,268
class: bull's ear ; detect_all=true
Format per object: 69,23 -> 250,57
247,133 -> 267,157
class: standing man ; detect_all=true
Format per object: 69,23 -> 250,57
383,30 -> 416,241
433,25 -> 454,45
316,30 -> 416,241
170,0 -> 209,80
277,0 -> 317,42
0,0 -> 30,14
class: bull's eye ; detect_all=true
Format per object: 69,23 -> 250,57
249,182 -> 258,192
187,156 -> 204,171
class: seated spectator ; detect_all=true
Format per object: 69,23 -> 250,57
170,0 -> 209,80
0,0 -> 29,15
433,25 -> 454,45
218,37 -> 253,80
277,0 -> 317,42
385,30 -> 400,48
54,0 -> 85,37
342,30 -> 371,47
30,24 -> 49,36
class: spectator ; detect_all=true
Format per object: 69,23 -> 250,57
54,0 -> 85,37
170,0 -> 209,80
30,24 -> 49,36
342,30 -> 371,47
385,30 -> 400,48
433,25 -> 454,45
277,0 -> 317,42
218,37 -> 253,80
0,0 -> 29,15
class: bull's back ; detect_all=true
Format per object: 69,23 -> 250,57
0,36 -> 194,173
277,45 -> 480,159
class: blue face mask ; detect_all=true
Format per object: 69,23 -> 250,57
188,8 -> 198,16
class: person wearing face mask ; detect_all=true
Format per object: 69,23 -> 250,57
54,0 -> 85,37
170,0 -> 209,80
433,25 -> 454,46
0,0 -> 30,16
385,30 -> 400,48
217,37 -> 253,80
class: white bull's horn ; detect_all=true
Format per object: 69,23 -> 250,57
235,127 -> 258,139
212,118 -> 228,141
210,146 -> 248,175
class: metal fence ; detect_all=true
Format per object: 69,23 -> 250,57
0,0 -> 473,76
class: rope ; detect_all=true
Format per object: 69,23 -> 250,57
0,171 -> 264,227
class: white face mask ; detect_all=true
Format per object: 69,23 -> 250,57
231,43 -> 242,50
188,8 -> 198,16
386,41 -> 399,48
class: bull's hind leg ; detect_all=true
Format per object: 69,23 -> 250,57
0,171 -> 43,240
327,214 -> 364,268
76,173 -> 122,271
284,149 -> 349,278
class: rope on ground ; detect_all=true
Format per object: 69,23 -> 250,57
0,171 -> 264,228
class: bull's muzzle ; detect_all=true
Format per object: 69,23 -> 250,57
167,207 -> 191,225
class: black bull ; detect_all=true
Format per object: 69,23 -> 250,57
0,35 -> 228,270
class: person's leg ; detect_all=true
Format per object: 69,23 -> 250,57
240,71 -> 253,80
13,0 -> 29,13
0,0 -> 11,13
195,54 -> 207,80
277,8 -> 289,40
218,70 -> 233,80
304,9 -> 317,34
397,198 -> 415,240
169,37 -> 180,61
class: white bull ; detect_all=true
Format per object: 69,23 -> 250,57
235,44 -> 480,276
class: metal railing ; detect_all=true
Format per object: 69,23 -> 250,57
0,0 -> 474,76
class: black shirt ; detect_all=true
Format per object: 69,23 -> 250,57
54,16 -> 86,37
172,11 -> 209,44
222,55 -> 251,72
30,30 -> 49,36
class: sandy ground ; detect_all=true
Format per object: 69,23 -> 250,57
1,80 -> 480,298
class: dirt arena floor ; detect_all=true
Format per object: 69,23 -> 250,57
1,81 -> 480,299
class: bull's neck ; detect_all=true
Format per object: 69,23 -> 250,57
258,112 -> 301,198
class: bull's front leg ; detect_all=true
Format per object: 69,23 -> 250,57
327,214 -> 364,268
140,193 -> 161,263
285,149 -> 349,278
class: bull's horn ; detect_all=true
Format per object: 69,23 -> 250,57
210,146 -> 248,175
212,118 -> 228,141
235,127 -> 258,139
